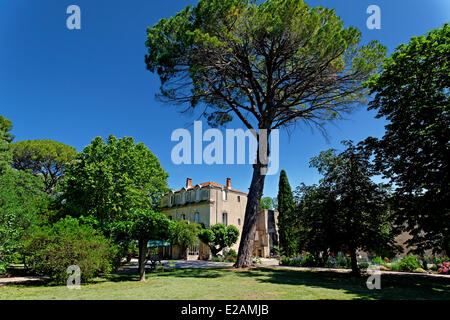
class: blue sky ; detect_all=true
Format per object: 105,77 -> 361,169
0,0 -> 449,197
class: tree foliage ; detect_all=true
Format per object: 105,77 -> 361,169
0,115 -> 14,143
259,196 -> 276,210
11,139 -> 77,194
198,224 -> 240,257
172,220 -> 201,258
295,142 -> 397,274
22,217 -> 119,284
0,170 -> 45,273
145,0 -> 386,267
364,24 -> 450,256
130,210 -> 173,281
63,135 -> 169,225
0,116 -> 45,273
0,115 -> 13,175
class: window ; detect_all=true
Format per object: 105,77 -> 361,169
195,189 -> 200,201
182,192 -> 185,203
194,212 -> 199,223
181,214 -> 186,220
222,190 -> 227,201
169,196 -> 173,205
237,196 -> 240,202
238,218 -> 241,226
187,192 -> 191,202
222,212 -> 228,226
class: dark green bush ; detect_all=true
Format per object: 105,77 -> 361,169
371,256 -> 387,266
358,259 -> 370,269
301,252 -> 317,267
223,249 -> 237,262
435,256 -> 450,265
335,255 -> 352,269
280,253 -> 321,267
23,217 -> 119,284
399,254 -> 422,272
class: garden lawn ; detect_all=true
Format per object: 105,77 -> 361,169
0,267 -> 448,300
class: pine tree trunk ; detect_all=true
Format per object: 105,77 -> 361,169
349,245 -> 360,276
138,238 -> 148,281
235,163 -> 266,268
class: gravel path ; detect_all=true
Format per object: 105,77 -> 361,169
0,276 -> 49,286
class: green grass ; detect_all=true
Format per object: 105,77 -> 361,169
1,267 -> 449,300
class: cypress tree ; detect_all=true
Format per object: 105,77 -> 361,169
0,116 -> 13,175
277,170 -> 296,256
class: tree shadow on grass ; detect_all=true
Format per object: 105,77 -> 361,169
149,267 -> 228,279
2,267 -> 228,288
234,268 -> 450,300
103,267 -> 228,283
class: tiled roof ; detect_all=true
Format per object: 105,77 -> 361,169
171,181 -> 247,195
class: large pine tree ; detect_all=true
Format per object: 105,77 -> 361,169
277,170 -> 296,256
145,0 -> 386,267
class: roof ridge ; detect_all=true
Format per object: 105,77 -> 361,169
170,180 -> 247,195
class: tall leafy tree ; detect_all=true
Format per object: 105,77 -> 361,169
0,116 -> 14,143
0,116 -> 45,273
145,0 -> 386,267
294,183 -> 340,263
364,24 -> 450,256
305,142 -> 397,275
0,116 -> 13,175
11,139 -> 77,194
63,135 -> 169,226
130,210 -> 173,281
172,220 -> 201,259
277,170 -> 296,256
198,224 -> 240,257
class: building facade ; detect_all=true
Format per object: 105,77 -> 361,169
160,178 -> 279,259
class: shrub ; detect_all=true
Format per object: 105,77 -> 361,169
301,252 -> 317,267
211,257 -> 222,262
271,245 -> 280,257
437,261 -> 449,275
223,249 -> 237,263
280,255 -> 290,266
324,256 -> 338,268
280,255 -> 300,266
435,256 -> 450,265
371,256 -> 386,266
23,217 -> 119,284
387,259 -> 402,271
398,254 -> 422,272
358,259 -> 370,269
336,255 -> 352,269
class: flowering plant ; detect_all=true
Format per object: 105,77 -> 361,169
437,261 -> 449,274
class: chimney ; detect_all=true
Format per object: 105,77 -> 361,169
186,178 -> 192,188
226,177 -> 231,188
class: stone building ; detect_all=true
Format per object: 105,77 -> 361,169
159,178 -> 279,259
253,209 -> 279,258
